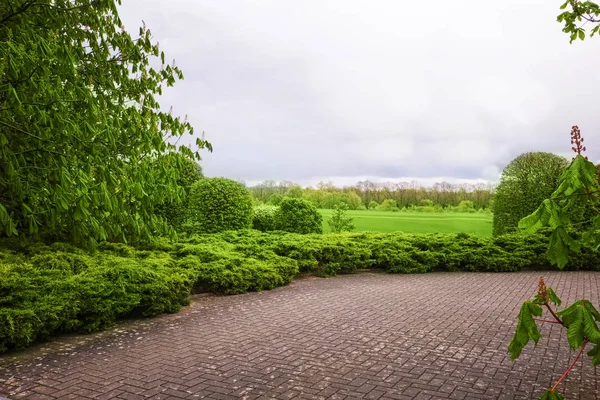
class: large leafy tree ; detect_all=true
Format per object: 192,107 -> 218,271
493,152 -> 568,236
0,1 -> 210,245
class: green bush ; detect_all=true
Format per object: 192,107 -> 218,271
376,199 -> 399,212
274,198 -> 323,234
327,202 -> 355,233
268,193 -> 284,206
493,152 -> 568,236
252,205 -> 278,232
186,178 -> 253,234
0,246 -> 194,352
0,236 -> 299,352
368,201 -> 379,210
284,186 -> 304,199
4,227 -> 600,353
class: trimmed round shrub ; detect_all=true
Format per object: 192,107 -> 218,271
274,198 -> 323,234
253,205 -> 278,232
186,178 -> 253,233
493,152 -> 567,236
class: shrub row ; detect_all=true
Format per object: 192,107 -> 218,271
193,229 -> 600,277
0,238 -> 298,352
2,229 -> 599,352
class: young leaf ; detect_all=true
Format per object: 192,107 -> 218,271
587,344 -> 600,366
540,389 -> 564,400
547,287 -> 562,307
508,301 -> 542,360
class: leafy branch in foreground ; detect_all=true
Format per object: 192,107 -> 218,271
0,0 -> 212,247
510,277 -> 600,399
518,127 -> 600,268
558,0 -> 600,42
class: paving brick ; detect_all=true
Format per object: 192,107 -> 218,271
1,272 -> 599,399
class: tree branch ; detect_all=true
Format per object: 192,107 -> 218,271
0,0 -> 36,26
550,339 -> 588,392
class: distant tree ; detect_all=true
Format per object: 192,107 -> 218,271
377,199 -> 399,212
493,152 -> 568,236
456,200 -> 475,213
268,193 -> 284,206
327,203 -> 355,233
285,186 -> 304,199
368,201 -> 379,210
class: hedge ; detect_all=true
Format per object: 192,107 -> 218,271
2,229 -> 599,352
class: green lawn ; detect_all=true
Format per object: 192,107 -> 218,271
319,209 -> 493,237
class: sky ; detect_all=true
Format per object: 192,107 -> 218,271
118,0 -> 600,187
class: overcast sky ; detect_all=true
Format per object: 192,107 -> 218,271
118,0 -> 599,187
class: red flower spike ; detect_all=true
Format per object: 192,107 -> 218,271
570,126 -> 587,158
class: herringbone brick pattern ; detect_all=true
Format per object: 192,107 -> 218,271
1,272 -> 600,399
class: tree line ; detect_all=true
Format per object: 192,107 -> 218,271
248,180 -> 495,210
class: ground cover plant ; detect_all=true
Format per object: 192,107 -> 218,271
3,227 -> 600,353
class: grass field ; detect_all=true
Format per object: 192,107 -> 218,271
319,210 -> 493,237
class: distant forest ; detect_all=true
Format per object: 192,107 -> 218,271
248,180 -> 495,210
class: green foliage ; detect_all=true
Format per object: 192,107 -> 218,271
327,203 -> 355,233
249,181 -> 494,210
377,199 -> 399,212
274,198 -> 323,234
268,193 -> 284,206
0,0 -> 210,246
284,186 -> 304,199
252,205 -> 278,232
0,245 -> 193,352
519,154 -> 600,268
154,152 -> 204,231
510,277 -> 600,398
508,301 -> 543,360
558,300 -> 600,350
0,234 -> 299,352
558,0 -> 600,42
456,200 -> 476,213
541,390 -> 564,400
5,227 -> 600,353
368,201 -> 379,210
493,152 -> 568,236
316,191 -> 363,210
186,178 -> 253,234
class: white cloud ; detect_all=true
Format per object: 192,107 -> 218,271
118,0 -> 600,186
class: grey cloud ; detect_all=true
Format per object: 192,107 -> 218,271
118,0 -> 600,186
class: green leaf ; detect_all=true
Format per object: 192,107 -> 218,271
541,389 -> 564,400
579,29 -> 585,40
557,300 -> 600,349
547,287 -> 561,306
587,344 -> 600,365
508,301 -> 542,360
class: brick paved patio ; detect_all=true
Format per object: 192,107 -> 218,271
1,272 -> 600,399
